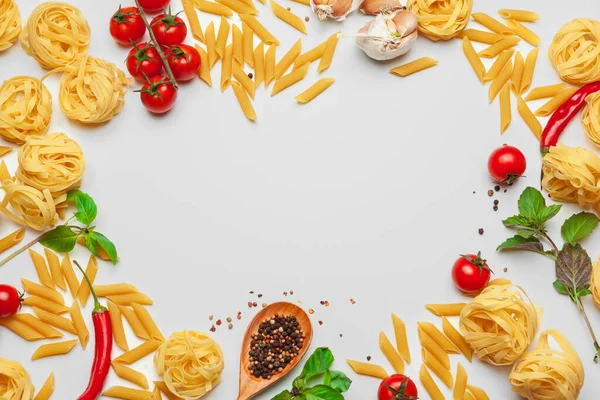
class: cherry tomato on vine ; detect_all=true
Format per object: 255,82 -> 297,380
0,284 -> 22,318
109,6 -> 146,46
126,42 -> 164,81
166,44 -> 201,82
139,75 -> 178,114
137,0 -> 171,13
378,374 -> 418,400
150,9 -> 187,46
488,145 -> 527,185
452,252 -> 492,294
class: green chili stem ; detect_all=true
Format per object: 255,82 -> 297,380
73,260 -> 104,312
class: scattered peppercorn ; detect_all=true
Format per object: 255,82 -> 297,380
504,189 -> 508,193
308,308 -> 314,314
216,319 -> 222,326
290,290 -> 294,295
248,72 -> 253,79
228,324 -> 233,329
250,291 -> 254,294
253,302 -> 258,307
248,302 -> 253,308
318,321 -> 323,325
366,356 -> 372,361
493,205 -> 499,212
350,299 -> 356,305
209,315 -> 214,320
305,16 -> 310,21
258,294 -> 263,298
504,267 -> 508,272
237,312 -> 242,320
286,6 -> 290,10
262,303 -> 267,308
494,200 -> 499,205
283,292 -> 288,296
340,334 -> 343,337
495,185 -> 500,191
478,228 -> 484,235
487,190 -> 494,197
227,317 -> 232,323
210,325 -> 216,332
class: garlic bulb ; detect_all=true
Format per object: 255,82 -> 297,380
356,9 -> 418,61
311,0 -> 362,21
360,0 -> 403,16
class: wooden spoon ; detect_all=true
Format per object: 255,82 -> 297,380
238,302 -> 313,400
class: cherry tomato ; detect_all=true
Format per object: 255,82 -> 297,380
138,0 -> 170,13
488,145 -> 527,185
378,374 -> 418,400
452,252 -> 492,294
109,6 -> 146,46
167,44 -> 201,82
0,284 -> 21,318
126,42 -> 163,81
140,75 -> 178,114
151,10 -> 187,46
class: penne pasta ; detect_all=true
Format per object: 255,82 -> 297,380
109,301 -> 129,351
152,388 -> 161,400
0,228 -> 25,254
417,322 -> 458,353
391,313 -> 411,363
498,9 -> 539,22
294,41 -> 327,69
517,95 -> 542,138
232,24 -> 243,65
0,161 -> 9,181
524,83 -> 566,101
467,384 -> 491,400
60,254 -> 79,298
76,256 -> 98,306
196,45 -> 212,86
242,22 -> 254,67
465,391 -> 477,400
102,386 -> 154,400
93,283 -> 139,298
346,359 -> 388,379
112,363 -> 150,389
215,16 -> 230,59
31,339 -> 78,360
34,373 -> 54,400
154,381 -> 180,400
535,87 -> 578,117
420,364 -> 444,400
183,0 -> 205,43
483,50 -> 514,82
462,37 -> 485,84
232,62 -> 256,99
13,313 -> 63,338
507,20 -> 540,46
271,0 -> 307,34
295,78 -> 335,104
0,146 -> 11,157
478,37 -> 520,58
0,316 -> 45,341
272,62 -> 310,96
379,331 -> 404,374
275,39 -> 302,80
489,60 -> 513,103
32,307 -> 76,335
108,292 -> 154,306
425,303 -> 467,317
70,301 -> 89,349
44,249 -> 66,291
458,29 -> 506,45
240,15 -> 280,46
22,296 -> 69,314
318,32 -> 339,73
264,44 -> 277,87
114,340 -> 163,365
231,81 -> 257,121
194,0 -> 233,16
120,306 -> 151,340
418,327 -> 451,369
291,0 -> 310,5
205,22 -> 218,69
422,348 -> 454,388
472,12 -> 513,35
29,249 -> 54,289
511,51 -> 524,93
132,303 -> 164,342
216,0 -> 257,14
220,44 -> 233,92
521,48 -> 539,94
454,363 -> 468,400
500,85 -> 511,134
21,279 -> 64,305
253,42 -> 265,87
390,57 -> 438,77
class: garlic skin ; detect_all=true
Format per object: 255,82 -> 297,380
360,0 -> 403,16
356,9 -> 418,61
311,0 -> 362,21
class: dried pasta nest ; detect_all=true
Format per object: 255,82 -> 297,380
549,18 -> 600,85
0,76 -> 52,144
542,143 -> 600,214
16,132 -> 85,197
583,91 -> 600,148
407,0 -> 472,41
154,330 -> 225,399
0,357 -> 35,399
459,279 -> 541,366
19,1 -> 90,69
509,329 -> 584,400
0,0 -> 21,52
591,258 -> 600,309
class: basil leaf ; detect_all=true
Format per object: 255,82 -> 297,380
503,215 -> 533,228
293,376 -> 305,390
94,232 -> 118,264
74,193 -> 97,225
561,212 -> 599,245
538,204 -> 562,223
323,370 -> 331,387
517,229 -> 535,239
304,385 -> 344,400
497,235 -> 544,253
518,187 -> 546,221
84,232 -> 99,256
328,370 -> 351,393
553,280 -> 569,296
271,390 -> 292,400
555,243 -> 593,302
40,226 -> 78,253
299,348 -> 334,382
66,189 -> 84,202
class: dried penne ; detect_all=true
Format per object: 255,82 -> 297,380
0,161 -> 9,181
216,0 -> 257,14
390,57 -> 438,77
265,44 -> 276,87
524,83 -> 566,101
379,331 -> 404,374
31,339 -> 78,360
112,363 -> 150,389
272,62 -> 310,96
240,15 -> 280,45
442,317 -> 472,361
183,0 -> 205,43
478,37 -> 520,58
454,363 -> 468,400
507,20 -> 540,46
21,279 -> 64,305
420,364 -> 444,400
108,292 -> 154,306
29,249 -> 54,289
34,373 -> 54,400
425,303 -> 467,317
44,249 -> 66,291
114,340 -> 163,365
120,306 -> 151,340
194,0 -> 233,16
132,303 -> 164,342
93,283 -> 139,297
422,348 -> 453,388
489,60 -> 513,103
462,37 -> 485,84
242,22 -> 254,67
220,44 -> 233,92
521,48 -> 538,94
253,42 -> 264,87
154,381 -> 180,400
417,322 -> 458,354
196,45 -> 212,86
215,16 -> 230,59
467,384 -> 491,400
232,62 -> 256,99
498,9 -> 539,22
102,386 -> 154,400
418,327 -> 450,369
0,228 -> 25,254
294,41 -> 327,69
295,78 -> 335,104
465,391 -> 477,400
70,301 -> 89,348
32,307 -> 76,335
232,24 -> 243,65
60,254 -> 79,298
517,95 -> 542,138
22,296 -> 69,314
13,313 -> 63,338
76,256 -> 98,306
535,87 -> 578,117
472,12 -> 513,35
151,388 -> 161,400
458,29 -> 506,45
318,32 -> 339,73
483,50 -> 514,82
291,0 -> 310,5
275,39 -> 302,80
0,316 -> 45,341
0,146 -> 11,157
271,0 -> 307,34
346,359 -> 388,379
511,51 -> 524,93
391,313 -> 411,363
231,81 -> 256,121
205,22 -> 218,69
109,302 -> 129,351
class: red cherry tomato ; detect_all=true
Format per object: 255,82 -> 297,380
151,10 -> 187,46
378,374 -> 418,400
488,145 -> 527,185
109,6 -> 146,46
126,42 -> 163,81
0,284 -> 21,318
452,253 -> 492,294
138,0 -> 170,13
140,75 -> 178,114
167,44 -> 201,82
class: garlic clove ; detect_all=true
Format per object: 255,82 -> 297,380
392,8 -> 418,36
311,0 -> 362,21
360,0 -> 403,16
355,10 -> 418,61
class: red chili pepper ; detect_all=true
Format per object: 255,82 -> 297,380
540,81 -> 600,154
73,260 -> 113,400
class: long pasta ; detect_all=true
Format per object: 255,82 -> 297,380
232,62 -> 255,99
511,51 -> 524,94
0,0 -> 21,51
132,303 -> 164,342
550,19 -> 600,85
112,363 -> 150,389
44,248 -> 66,291
109,301 -> 129,351
454,362 -> 468,399
215,16 -> 230,59
220,45 -> 233,92
420,364 -> 444,400
379,331 -> 404,374
239,15 -> 279,45
0,180 -> 63,231
0,358 -> 35,398
488,60 -> 512,103
498,9 -> 539,22
442,317 -> 473,362
115,340 -> 163,365
521,48 -> 539,94
422,348 -> 453,388
390,57 -> 438,77
407,0 -> 472,41
31,339 -> 78,360
271,0 -> 307,34
102,386 -> 154,400
76,255 -> 98,306
253,43 -> 264,87
242,22 -> 254,67
295,78 -> 335,104
535,87 -> 578,117
425,303 -> 467,317
182,0 -> 204,43
462,37 -> 485,84
61,253 -> 79,298
272,62 -> 310,96
21,278 -> 63,304
194,0 -> 233,17
517,95 -> 542,138
471,12 -> 512,35
22,296 -> 69,314
583,92 -> 600,147
524,83 -> 566,101
592,259 -> 600,309
34,373 -> 54,400
231,81 -> 256,121
70,301 -> 89,348
318,31 -> 339,73
120,306 -> 151,340
458,29 -> 505,45
32,307 -> 76,335
346,360 -> 388,379
275,39 -> 302,80
418,328 -> 450,369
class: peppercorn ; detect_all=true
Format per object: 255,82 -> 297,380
478,228 -> 484,235
495,185 -> 500,191
494,200 -> 499,205
488,190 -> 494,197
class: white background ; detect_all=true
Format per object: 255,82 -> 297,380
2,0 -> 600,398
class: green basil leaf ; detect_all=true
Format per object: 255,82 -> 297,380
555,243 -> 593,302
271,390 -> 292,400
578,288 -> 592,298
84,232 -> 99,256
66,189 -> 83,202
538,204 -> 562,223
299,348 -> 334,381
94,232 -> 118,264
40,226 -> 78,253
74,193 -> 98,225
503,215 -> 533,228
553,280 -> 569,296
517,229 -> 535,238
328,370 -> 351,393
561,212 -> 600,245
496,235 -> 544,253
304,385 -> 344,400
293,376 -> 305,390
518,187 -> 547,221
323,370 -> 331,387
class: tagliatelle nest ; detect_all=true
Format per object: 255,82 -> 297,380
459,279 -> 541,366
542,143 -> 600,214
407,0 -> 472,41
591,258 -> 600,309
0,0 -> 21,52
509,329 -> 584,400
0,357 -> 35,399
583,92 -> 600,148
